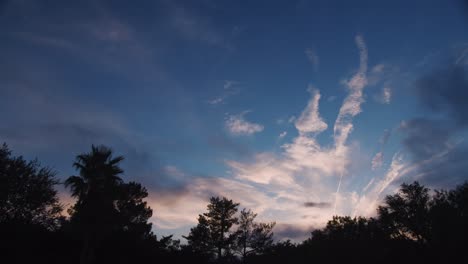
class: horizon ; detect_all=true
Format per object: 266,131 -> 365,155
2,0 -> 468,242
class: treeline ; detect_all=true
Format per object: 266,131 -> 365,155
1,144 -> 468,264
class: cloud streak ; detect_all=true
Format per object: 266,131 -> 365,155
208,80 -> 239,105
131,34 -> 404,242
225,111 -> 264,136
332,34 -> 368,211
333,34 -> 368,150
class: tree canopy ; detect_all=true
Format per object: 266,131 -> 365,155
0,143 -> 62,229
2,143 -> 468,264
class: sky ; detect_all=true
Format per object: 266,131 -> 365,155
2,0 -> 468,241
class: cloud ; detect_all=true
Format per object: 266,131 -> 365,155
398,63 -> 468,188
415,64 -> 468,126
226,153 -> 295,185
147,174 -> 278,233
371,152 -> 383,170
208,80 -> 239,105
303,202 -> 331,208
124,35 -> 407,242
225,111 -> 264,135
370,129 -> 392,171
380,87 -> 392,104
400,118 -> 453,161
164,165 -> 187,180
353,153 -> 408,216
367,63 -> 399,105
6,2 -> 168,84
294,88 -> 328,134
279,131 -> 287,139
403,63 -> 466,147
371,64 -> 385,73
305,48 -> 319,72
398,118 -> 468,188
225,34 -> 369,200
333,34 -> 368,150
368,63 -> 399,86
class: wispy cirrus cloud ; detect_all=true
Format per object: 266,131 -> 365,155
132,35 -> 414,241
208,80 -> 239,105
371,129 -> 392,171
225,111 -> 264,136
371,152 -> 384,171
334,34 -> 368,150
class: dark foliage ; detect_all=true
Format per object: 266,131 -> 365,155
0,143 -> 63,229
1,143 -> 468,264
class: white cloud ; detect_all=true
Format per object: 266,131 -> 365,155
208,97 -> 224,105
371,152 -> 383,170
382,87 -> 391,104
208,80 -> 239,105
305,48 -> 319,71
282,135 -> 349,176
352,153 -> 407,216
294,88 -> 328,134
279,131 -> 287,139
147,35 -> 412,241
223,80 -> 235,90
149,177 -> 271,230
374,86 -> 392,104
223,35 -> 370,223
226,153 -> 295,185
225,111 -> 264,135
333,34 -> 368,150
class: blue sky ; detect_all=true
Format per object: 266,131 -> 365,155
2,0 -> 468,241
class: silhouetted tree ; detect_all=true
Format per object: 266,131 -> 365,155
184,213 -> 213,257
378,181 -> 431,243
234,209 -> 275,262
185,197 -> 239,260
65,145 -> 125,264
0,143 -> 62,229
309,216 -> 384,242
429,182 -> 468,262
156,235 -> 181,252
65,145 -> 158,264
115,181 -> 153,239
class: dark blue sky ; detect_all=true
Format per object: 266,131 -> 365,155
1,0 -> 468,240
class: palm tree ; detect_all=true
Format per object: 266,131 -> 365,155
65,145 -> 124,264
